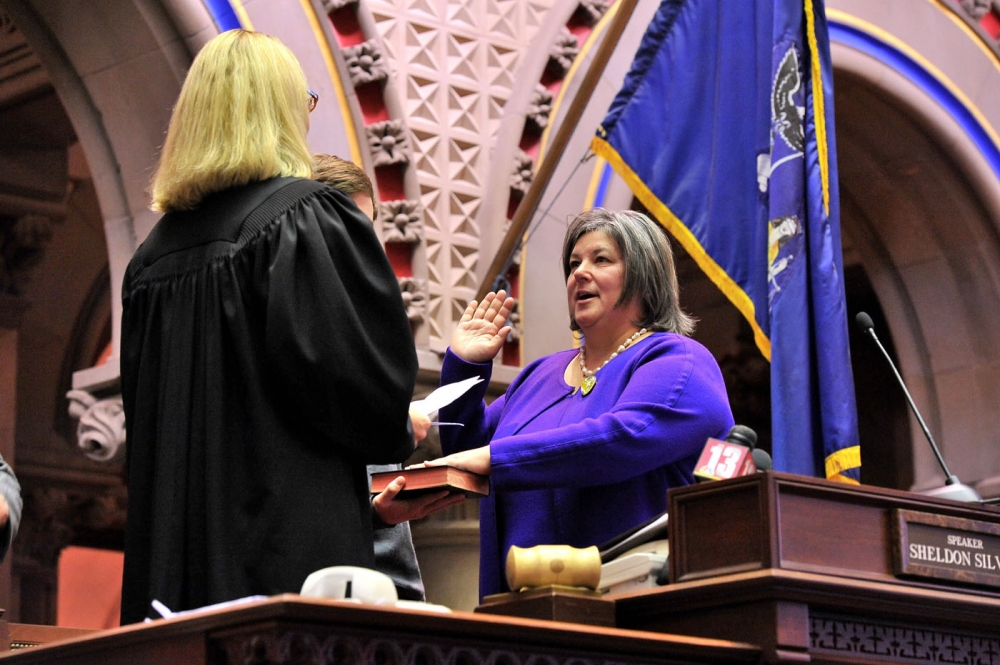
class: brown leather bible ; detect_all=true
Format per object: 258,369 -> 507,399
369,466 -> 489,498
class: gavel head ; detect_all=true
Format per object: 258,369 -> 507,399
505,544 -> 602,591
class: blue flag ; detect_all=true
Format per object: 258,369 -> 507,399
591,0 -> 860,482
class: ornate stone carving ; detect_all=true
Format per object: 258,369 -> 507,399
510,150 -> 534,196
576,0 -> 611,27
547,27 -> 579,79
369,0 -> 559,351
66,389 -> 126,463
219,630 -> 654,665
811,613 -> 1000,663
399,277 -> 427,325
367,120 -> 411,167
381,200 -> 423,244
16,483 -> 127,568
344,40 -> 389,86
959,0 -> 991,20
0,213 -> 55,295
321,0 -> 358,11
526,84 -> 553,133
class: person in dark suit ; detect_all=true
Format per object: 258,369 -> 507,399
311,153 -> 464,601
119,30 -> 419,623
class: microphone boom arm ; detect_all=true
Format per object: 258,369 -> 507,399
862,327 -> 956,483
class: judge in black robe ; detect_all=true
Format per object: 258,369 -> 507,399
118,30 -> 416,624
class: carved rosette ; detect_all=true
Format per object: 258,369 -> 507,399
66,389 -> 126,463
367,120 -> 411,167
505,299 -> 522,344
576,0 -> 611,26
526,84 -> 553,133
380,200 -> 423,244
399,277 -> 427,325
510,150 -> 534,196
959,0 -> 991,20
343,39 -> 389,86
547,27 -> 579,79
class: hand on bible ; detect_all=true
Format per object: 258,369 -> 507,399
424,445 -> 491,476
450,290 -> 515,363
372,475 -> 466,525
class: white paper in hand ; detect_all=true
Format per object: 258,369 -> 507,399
411,376 -> 484,417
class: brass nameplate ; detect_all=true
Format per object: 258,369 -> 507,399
893,509 -> 1000,589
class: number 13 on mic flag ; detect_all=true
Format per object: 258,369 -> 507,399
694,439 -> 756,482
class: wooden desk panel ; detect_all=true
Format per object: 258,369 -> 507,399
0,596 -> 759,665
669,471 -> 1000,594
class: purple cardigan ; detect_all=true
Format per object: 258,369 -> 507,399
439,332 -> 734,599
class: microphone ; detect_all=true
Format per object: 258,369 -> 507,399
693,425 -> 758,482
751,447 -> 772,472
726,424 -> 773,473
854,312 -> 981,502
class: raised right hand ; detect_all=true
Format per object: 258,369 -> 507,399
450,290 -> 515,363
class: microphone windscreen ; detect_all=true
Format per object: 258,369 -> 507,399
725,425 -> 758,449
751,448 -> 773,472
855,311 -> 874,332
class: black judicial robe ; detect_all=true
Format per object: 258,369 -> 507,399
119,177 -> 416,624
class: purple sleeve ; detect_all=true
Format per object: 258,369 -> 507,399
490,338 -> 733,491
438,348 -> 506,455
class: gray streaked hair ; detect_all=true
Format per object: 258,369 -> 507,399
561,207 -> 695,335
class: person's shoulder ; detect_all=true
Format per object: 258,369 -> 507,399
639,332 -> 718,363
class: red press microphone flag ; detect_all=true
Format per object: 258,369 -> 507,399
694,437 -> 757,483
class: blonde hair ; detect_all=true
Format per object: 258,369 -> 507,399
150,30 -> 314,211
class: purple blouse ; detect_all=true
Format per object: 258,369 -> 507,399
439,332 -> 734,599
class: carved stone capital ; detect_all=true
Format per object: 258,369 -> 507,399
344,39 -> 389,86
66,389 -> 126,463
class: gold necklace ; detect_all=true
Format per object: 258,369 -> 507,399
578,328 -> 647,396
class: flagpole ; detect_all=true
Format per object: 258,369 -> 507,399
475,0 -> 641,302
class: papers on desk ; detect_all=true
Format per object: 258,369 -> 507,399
410,377 -> 483,420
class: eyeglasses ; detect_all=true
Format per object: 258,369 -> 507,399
307,89 -> 319,113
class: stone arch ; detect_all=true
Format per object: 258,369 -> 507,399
833,43 -> 1000,493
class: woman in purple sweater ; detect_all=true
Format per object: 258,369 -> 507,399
434,208 -> 734,599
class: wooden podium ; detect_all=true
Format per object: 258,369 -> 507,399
614,472 -> 1000,664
